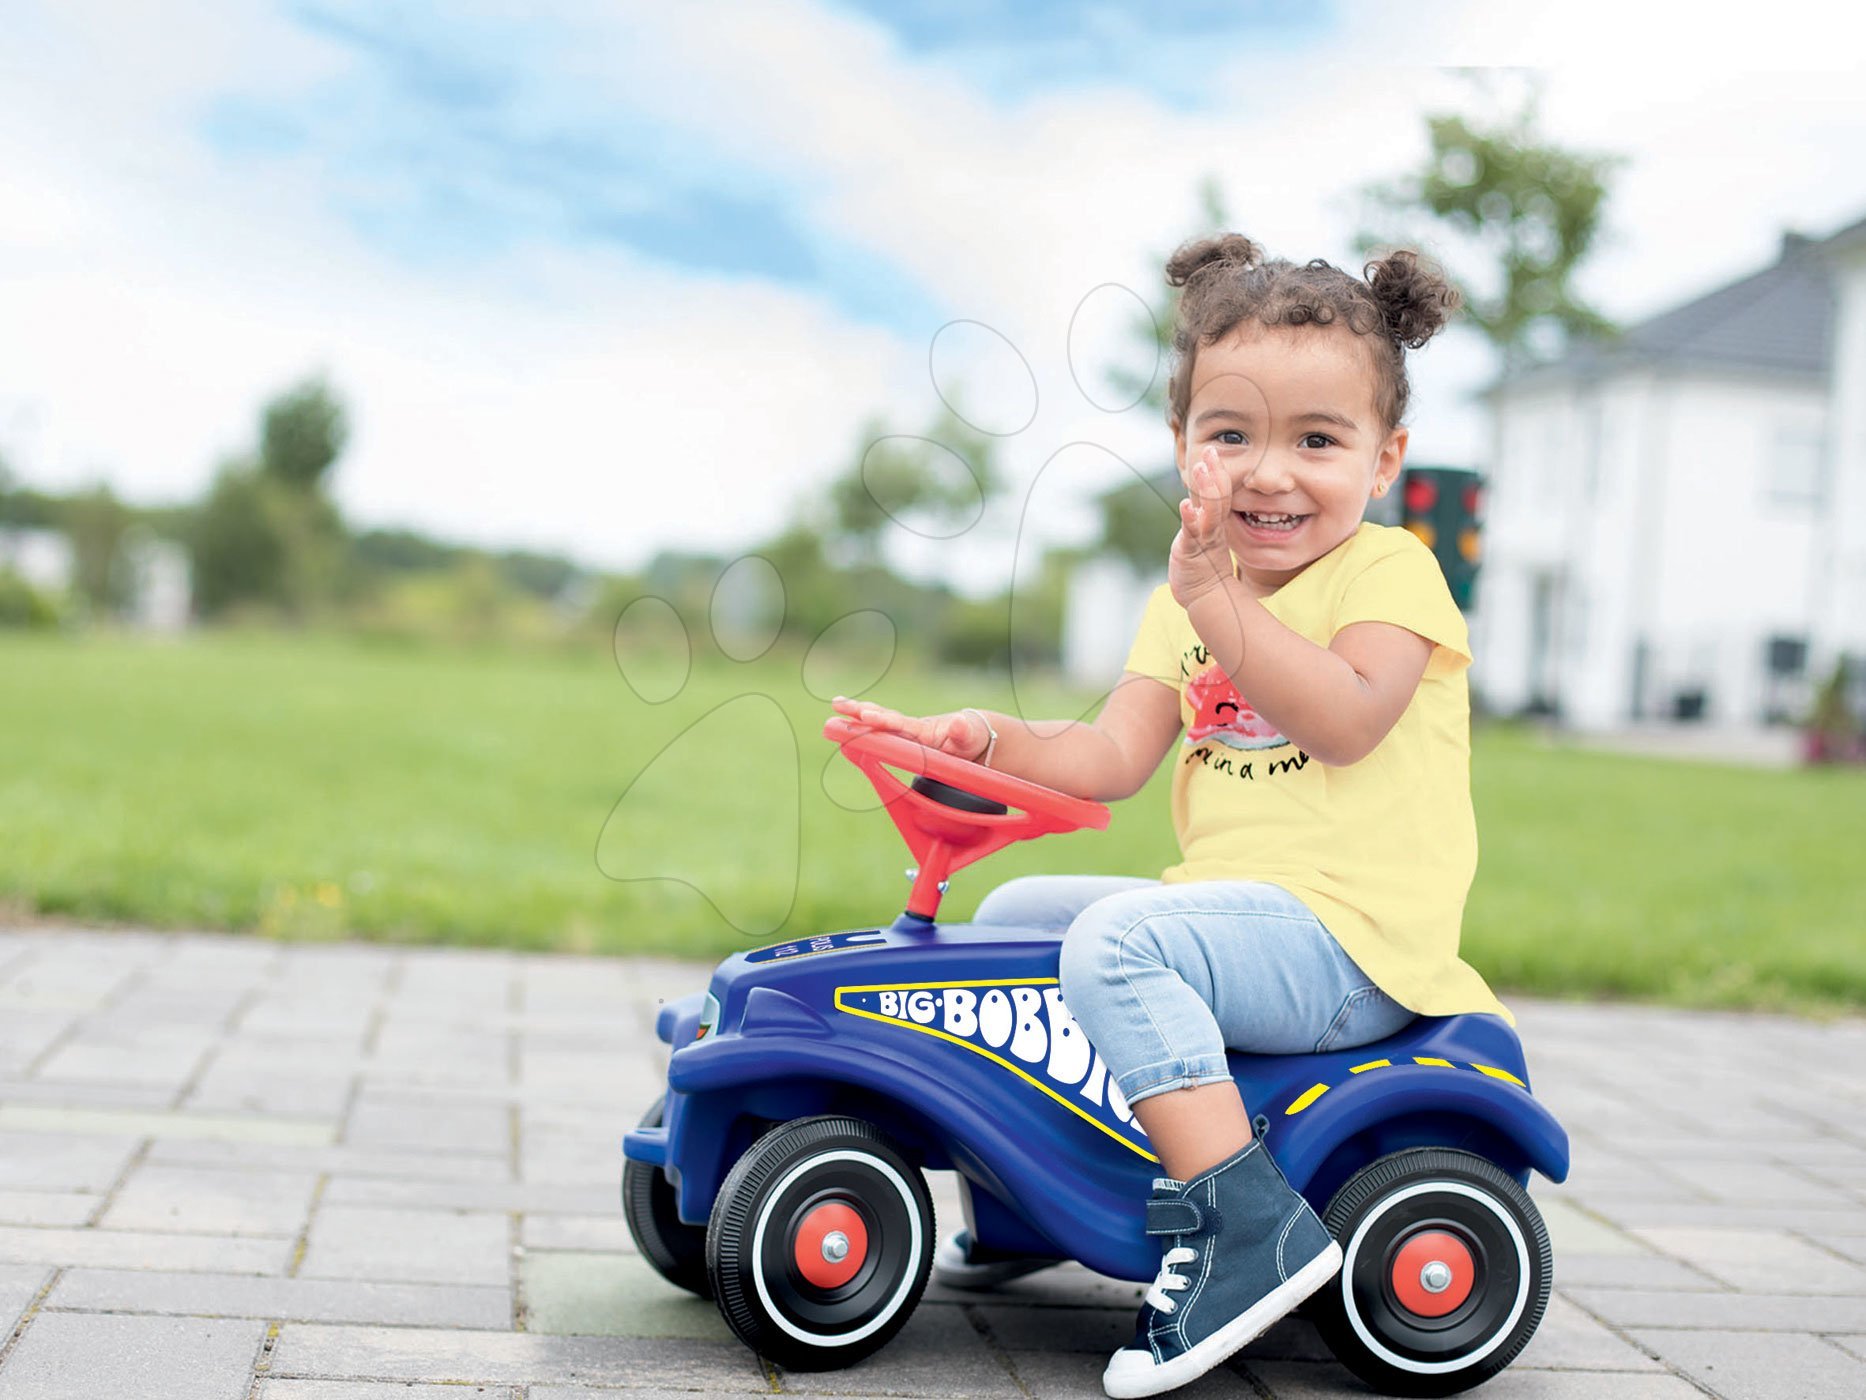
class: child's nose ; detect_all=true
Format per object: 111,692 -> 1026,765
1246,452 -> 1298,493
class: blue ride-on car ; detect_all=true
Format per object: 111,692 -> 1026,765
622,718 -> 1569,1396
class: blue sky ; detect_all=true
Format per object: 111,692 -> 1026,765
2,0 -> 1864,576
193,1 -> 1340,339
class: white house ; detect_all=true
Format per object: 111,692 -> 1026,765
1473,215 -> 1866,730
0,526 -> 75,601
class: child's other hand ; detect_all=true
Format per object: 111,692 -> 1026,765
1169,445 -> 1237,608
829,696 -> 990,762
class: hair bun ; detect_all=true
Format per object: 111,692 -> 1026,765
1165,233 -> 1264,289
1363,249 -> 1459,348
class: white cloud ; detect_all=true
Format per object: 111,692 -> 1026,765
2,0 -> 1862,583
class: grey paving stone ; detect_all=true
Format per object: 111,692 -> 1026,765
1630,1225 -> 1866,1295
1243,1358 -> 1709,1398
0,1077 -> 179,1109
0,1192 -> 97,1228
267,1322 -> 767,1389
1514,1294 -> 1663,1370
31,1032 -> 215,1089
0,1130 -> 139,1192
261,1385 -> 516,1400
185,1064 -> 357,1119
970,1303 -> 1135,1355
0,1103 -> 332,1147
0,1262 -> 51,1336
0,1010 -> 74,1071
149,1137 -> 513,1183
0,1223 -> 292,1273
1661,1158 -> 1861,1207
522,1251 -> 727,1340
1551,1253 -> 1722,1290
369,1027 -> 509,1084
0,1311 -> 266,1400
297,1204 -> 511,1287
322,1175 -> 612,1216
775,1300 -> 1020,1397
521,1128 -> 620,1188
344,1092 -> 511,1154
1010,1348 -> 1242,1399
1532,1195 -> 1649,1257
99,1163 -> 320,1237
1827,1234 -> 1866,1265
48,1266 -> 511,1329
1628,1327 -> 1866,1398
1567,1286 -> 1866,1331
1579,1199 -> 1866,1232
521,1213 -> 634,1252
1833,1334 -> 1866,1361
528,1390 -> 766,1400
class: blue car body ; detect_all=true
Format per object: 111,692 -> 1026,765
624,917 -> 1569,1284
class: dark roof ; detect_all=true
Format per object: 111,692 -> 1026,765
1490,213 -> 1862,393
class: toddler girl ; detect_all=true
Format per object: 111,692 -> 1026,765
829,233 -> 1508,1398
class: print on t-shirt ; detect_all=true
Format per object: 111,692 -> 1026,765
1183,657 -> 1290,752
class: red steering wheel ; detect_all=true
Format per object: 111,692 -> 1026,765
823,715 -> 1110,921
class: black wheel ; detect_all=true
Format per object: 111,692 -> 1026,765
1309,1149 -> 1552,1397
707,1116 -> 935,1371
623,1096 -> 711,1298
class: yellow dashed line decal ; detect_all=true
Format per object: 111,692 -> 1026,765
1282,1058 -> 1529,1115
1284,1083 -> 1331,1115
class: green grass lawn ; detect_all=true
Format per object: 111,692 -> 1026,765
3,629 -> 1862,1012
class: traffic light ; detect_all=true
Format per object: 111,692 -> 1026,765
1399,466 -> 1482,611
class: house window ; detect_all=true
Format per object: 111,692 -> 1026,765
1766,635 -> 1808,677
1765,425 -> 1824,507
1761,634 -> 1810,725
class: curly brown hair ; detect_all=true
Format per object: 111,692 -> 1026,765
1164,234 -> 1459,433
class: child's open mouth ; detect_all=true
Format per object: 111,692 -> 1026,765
1236,510 -> 1309,538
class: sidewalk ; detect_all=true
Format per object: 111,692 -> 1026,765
1,926 -> 1863,1399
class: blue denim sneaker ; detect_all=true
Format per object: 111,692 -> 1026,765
1102,1131 -> 1342,1398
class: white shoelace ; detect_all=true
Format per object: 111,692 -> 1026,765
1143,1246 -> 1199,1313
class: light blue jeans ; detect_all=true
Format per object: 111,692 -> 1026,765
973,875 -> 1416,1109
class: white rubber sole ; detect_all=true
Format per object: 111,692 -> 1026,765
1101,1240 -> 1344,1399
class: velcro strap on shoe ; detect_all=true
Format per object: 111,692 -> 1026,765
1145,1198 -> 1203,1235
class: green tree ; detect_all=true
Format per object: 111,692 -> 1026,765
65,484 -> 133,615
191,464 -> 284,616
190,462 -> 345,619
260,375 -> 350,491
827,404 -> 1001,562
1357,84 -> 1620,369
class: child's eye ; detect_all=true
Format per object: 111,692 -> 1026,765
1299,432 -> 1336,449
1215,430 -> 1247,446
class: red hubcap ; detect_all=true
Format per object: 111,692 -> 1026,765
1390,1228 -> 1475,1317
792,1201 -> 868,1289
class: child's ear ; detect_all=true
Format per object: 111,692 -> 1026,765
1172,424 -> 1188,481
1373,426 -> 1408,497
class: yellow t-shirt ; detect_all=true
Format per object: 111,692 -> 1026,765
1122,522 -> 1510,1023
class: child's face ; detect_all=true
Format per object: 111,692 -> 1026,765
1173,323 -> 1406,595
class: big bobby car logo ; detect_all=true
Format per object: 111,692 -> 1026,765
834,979 -> 1152,1158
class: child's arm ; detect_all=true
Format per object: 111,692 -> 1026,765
1172,450 -> 1433,767
828,672 -> 1181,803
